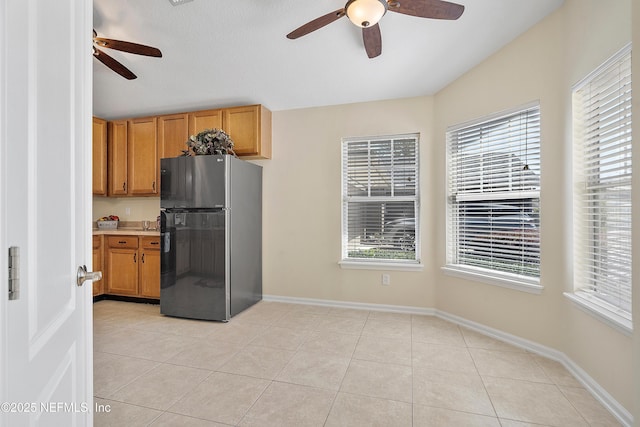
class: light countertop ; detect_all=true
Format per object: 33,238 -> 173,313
93,221 -> 160,236
93,228 -> 160,236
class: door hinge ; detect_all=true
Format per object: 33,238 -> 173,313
8,246 -> 19,300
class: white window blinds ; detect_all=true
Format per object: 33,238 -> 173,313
342,135 -> 419,263
447,104 -> 541,279
572,45 -> 632,318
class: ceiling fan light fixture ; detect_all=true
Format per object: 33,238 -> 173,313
345,0 -> 387,28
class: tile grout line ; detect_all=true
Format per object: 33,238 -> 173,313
234,310 -> 305,426
465,325 -> 502,424
322,310 -> 369,426
154,368 -> 217,425
553,381 -> 596,426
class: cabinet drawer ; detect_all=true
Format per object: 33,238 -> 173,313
107,236 -> 139,249
140,236 -> 161,250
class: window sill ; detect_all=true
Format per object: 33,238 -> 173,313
441,264 -> 543,294
564,292 -> 632,336
339,260 -> 424,271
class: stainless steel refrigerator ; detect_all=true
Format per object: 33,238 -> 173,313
160,155 -> 262,321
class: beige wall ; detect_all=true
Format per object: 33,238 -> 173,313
433,0 -> 633,412
253,96 -> 437,308
93,196 -> 160,222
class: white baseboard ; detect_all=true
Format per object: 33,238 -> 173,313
435,310 -> 566,360
262,294 -> 633,427
263,294 -> 435,316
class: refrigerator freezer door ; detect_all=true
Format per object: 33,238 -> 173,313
161,156 -> 226,209
192,156 -> 226,208
161,156 -> 189,208
160,210 -> 228,321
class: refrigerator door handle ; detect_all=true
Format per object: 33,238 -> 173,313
163,231 -> 171,253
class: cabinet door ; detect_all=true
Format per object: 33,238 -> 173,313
139,240 -> 160,299
158,113 -> 189,160
223,105 -> 271,158
105,236 -> 139,295
105,248 -> 138,295
92,235 -> 104,296
128,117 -> 158,195
92,117 -> 108,195
108,120 -> 128,196
223,105 -> 258,156
188,109 -> 223,136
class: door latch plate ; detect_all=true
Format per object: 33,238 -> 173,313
8,246 -> 19,300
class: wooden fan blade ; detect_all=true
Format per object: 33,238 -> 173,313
93,48 -> 137,80
387,0 -> 464,20
94,37 -> 162,57
287,9 -> 346,39
363,24 -> 382,58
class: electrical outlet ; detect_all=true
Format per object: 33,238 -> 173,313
381,274 -> 390,286
125,207 -> 131,215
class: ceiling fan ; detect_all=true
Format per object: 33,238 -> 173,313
286,0 -> 464,59
92,30 -> 162,80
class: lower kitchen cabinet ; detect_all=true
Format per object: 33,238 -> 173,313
105,236 -> 139,296
92,235 -> 104,296
103,234 -> 161,299
139,236 -> 161,298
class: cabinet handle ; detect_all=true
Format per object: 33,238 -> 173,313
133,253 -> 137,263
152,181 -> 156,192
122,182 -> 126,192
142,253 -> 145,263
118,240 -> 127,244
150,241 -> 159,245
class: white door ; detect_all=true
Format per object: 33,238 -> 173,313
0,0 -> 93,426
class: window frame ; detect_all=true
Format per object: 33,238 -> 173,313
443,102 -> 543,293
340,133 -> 422,270
566,43 -> 632,334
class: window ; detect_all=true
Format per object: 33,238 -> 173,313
341,134 -> 420,266
570,45 -> 632,331
445,103 -> 541,289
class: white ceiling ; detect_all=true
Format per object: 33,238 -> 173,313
92,0 -> 563,119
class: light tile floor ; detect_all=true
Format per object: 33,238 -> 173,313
93,300 -> 621,427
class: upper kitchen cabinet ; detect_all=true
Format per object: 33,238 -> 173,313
188,108 -> 223,136
92,117 -> 108,195
158,113 -> 189,160
128,117 -> 158,195
107,120 -> 128,196
107,117 -> 158,196
187,105 -> 271,159
223,105 -> 272,159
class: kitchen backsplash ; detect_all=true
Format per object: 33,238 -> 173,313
93,196 -> 160,221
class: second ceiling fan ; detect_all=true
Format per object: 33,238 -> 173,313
287,0 -> 464,58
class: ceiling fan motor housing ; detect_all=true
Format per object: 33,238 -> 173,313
345,0 -> 388,27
